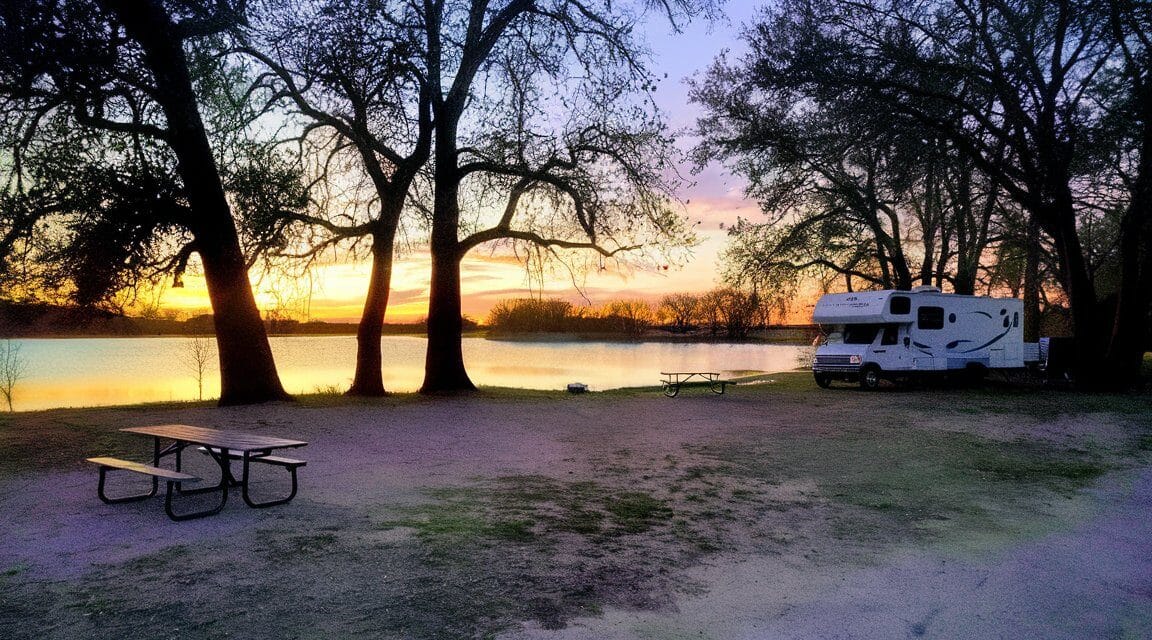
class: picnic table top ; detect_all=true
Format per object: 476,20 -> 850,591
121,424 -> 307,452
660,371 -> 721,377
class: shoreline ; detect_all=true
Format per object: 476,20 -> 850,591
6,327 -> 817,344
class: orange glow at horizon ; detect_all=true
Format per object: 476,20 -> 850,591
150,196 -> 812,324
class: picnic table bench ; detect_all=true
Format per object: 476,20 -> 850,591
86,424 -> 308,521
86,456 -> 203,521
660,371 -> 729,397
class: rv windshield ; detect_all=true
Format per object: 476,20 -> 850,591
843,324 -> 880,344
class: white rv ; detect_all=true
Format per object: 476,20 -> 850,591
811,286 -> 1037,389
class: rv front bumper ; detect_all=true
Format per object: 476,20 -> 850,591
812,354 -> 862,374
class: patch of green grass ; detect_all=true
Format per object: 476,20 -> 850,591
120,544 -> 190,572
554,507 -> 604,534
936,386 -> 1152,418
390,478 -> 677,545
605,492 -> 673,533
489,519 -> 537,541
361,474 -> 704,636
2,563 -> 28,579
968,445 -> 1107,484
692,424 -> 1118,547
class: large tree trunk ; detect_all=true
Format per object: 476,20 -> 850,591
422,239 -> 473,393
1043,191 -> 1105,387
1106,72 -> 1152,387
347,229 -> 397,396
105,0 -> 289,405
1022,216 -> 1042,343
421,195 -> 474,392
421,117 -> 475,393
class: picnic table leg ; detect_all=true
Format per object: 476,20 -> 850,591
240,453 -> 301,508
164,444 -> 229,520
172,444 -> 227,494
95,465 -> 159,503
164,480 -> 228,521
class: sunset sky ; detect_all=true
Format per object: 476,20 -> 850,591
165,4 -> 767,324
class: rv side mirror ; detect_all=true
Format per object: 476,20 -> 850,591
903,337 -> 910,347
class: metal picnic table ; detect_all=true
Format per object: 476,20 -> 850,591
88,424 -> 308,521
660,371 -> 729,397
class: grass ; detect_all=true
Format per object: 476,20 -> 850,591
2,375 -> 1150,639
689,418 -> 1122,552
387,477 -> 677,546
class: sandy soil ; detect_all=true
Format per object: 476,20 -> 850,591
1,378 -> 1150,639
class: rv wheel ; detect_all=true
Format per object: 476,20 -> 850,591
814,373 -> 832,389
859,366 -> 882,390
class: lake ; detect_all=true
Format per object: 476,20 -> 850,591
5,336 -> 809,411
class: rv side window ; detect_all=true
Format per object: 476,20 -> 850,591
890,296 -> 910,314
881,326 -> 899,345
918,306 -> 944,330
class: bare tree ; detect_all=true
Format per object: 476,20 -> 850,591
602,300 -> 654,339
659,293 -> 700,333
184,335 -> 213,401
419,0 -> 710,392
242,0 -> 433,397
696,288 -> 763,340
695,0 -> 1147,387
1,338 -> 27,411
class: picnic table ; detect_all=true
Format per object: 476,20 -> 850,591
87,424 -> 307,521
660,371 -> 729,397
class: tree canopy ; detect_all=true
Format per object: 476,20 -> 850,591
693,0 -> 1151,388
1,0 -> 292,404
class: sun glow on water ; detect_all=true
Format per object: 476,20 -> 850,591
10,336 -> 806,411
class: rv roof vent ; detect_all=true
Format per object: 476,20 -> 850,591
911,285 -> 941,293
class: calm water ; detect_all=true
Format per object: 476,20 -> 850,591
7,336 -> 807,411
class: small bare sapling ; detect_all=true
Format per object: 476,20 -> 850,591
1,339 -> 28,412
184,335 -> 214,401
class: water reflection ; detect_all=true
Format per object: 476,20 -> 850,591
10,336 -> 805,411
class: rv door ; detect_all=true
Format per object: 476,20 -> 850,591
872,324 -> 910,371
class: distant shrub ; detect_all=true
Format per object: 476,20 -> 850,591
487,298 -> 578,333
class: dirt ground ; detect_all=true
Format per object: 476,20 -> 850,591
1,374 -> 1150,639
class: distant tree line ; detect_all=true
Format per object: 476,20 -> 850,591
0,300 -> 425,338
486,288 -> 778,340
693,0 -> 1150,389
0,0 -> 715,403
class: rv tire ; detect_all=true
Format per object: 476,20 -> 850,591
814,373 -> 832,389
860,365 -> 882,390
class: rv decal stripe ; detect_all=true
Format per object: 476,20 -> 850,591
972,311 -> 993,319
961,327 -> 1011,353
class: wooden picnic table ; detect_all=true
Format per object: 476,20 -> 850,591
88,424 -> 308,521
659,371 -> 729,397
